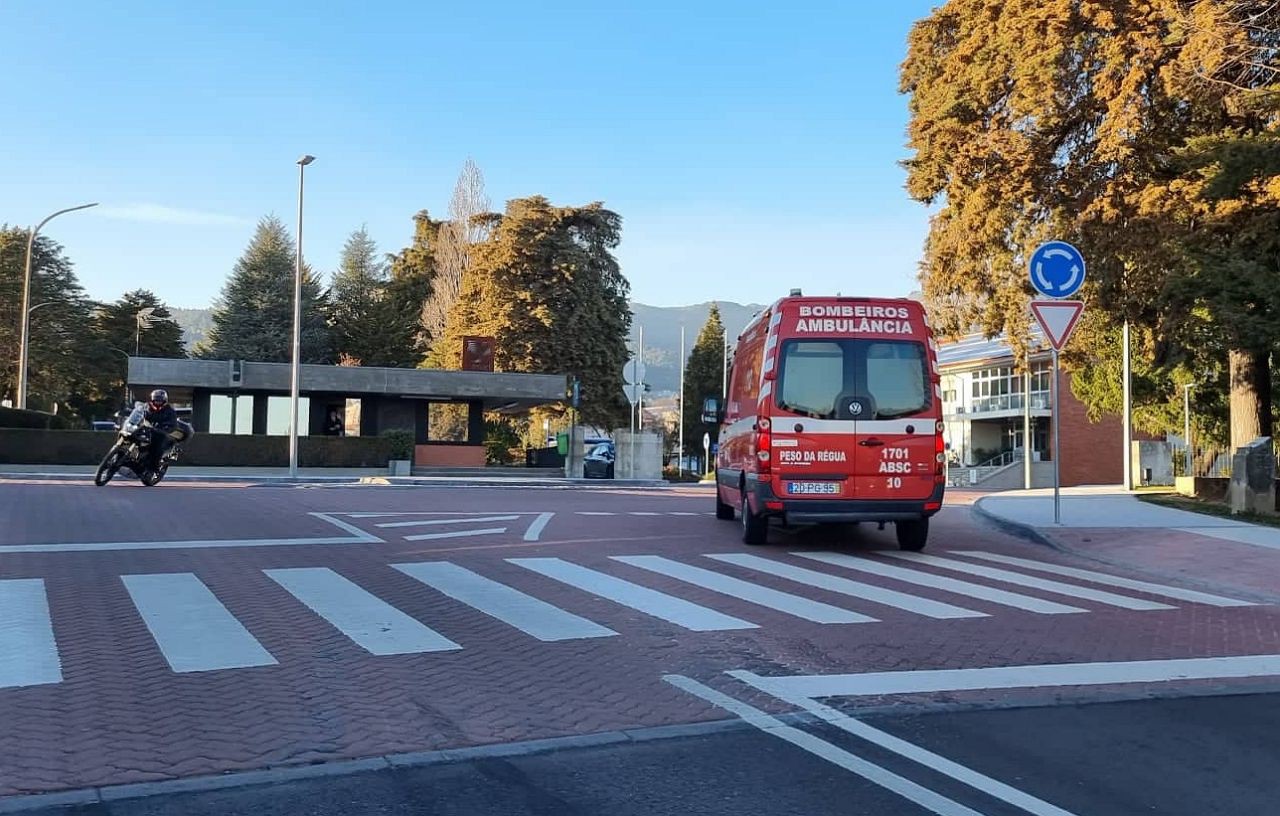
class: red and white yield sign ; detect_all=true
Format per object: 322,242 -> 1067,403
1030,300 -> 1085,351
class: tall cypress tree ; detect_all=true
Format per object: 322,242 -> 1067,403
329,226 -> 388,365
382,210 -> 440,367
682,304 -> 726,457
199,216 -> 330,363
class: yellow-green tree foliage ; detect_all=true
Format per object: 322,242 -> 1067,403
902,0 -> 1280,448
428,196 -> 631,428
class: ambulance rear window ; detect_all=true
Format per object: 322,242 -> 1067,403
777,339 -> 929,419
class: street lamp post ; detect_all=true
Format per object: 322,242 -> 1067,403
289,156 -> 315,478
16,203 -> 98,409
1183,384 -> 1194,478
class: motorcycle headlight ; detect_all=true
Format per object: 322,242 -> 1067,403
122,421 -> 140,435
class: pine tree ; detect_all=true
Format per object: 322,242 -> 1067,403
199,216 -> 331,363
430,196 -> 631,428
78,290 -> 187,416
329,226 -> 388,365
682,304 -> 726,459
0,226 -> 97,416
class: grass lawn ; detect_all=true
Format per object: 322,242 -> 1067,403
1138,492 -> 1280,529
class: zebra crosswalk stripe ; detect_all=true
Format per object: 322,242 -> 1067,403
0,579 -> 62,689
393,562 -> 617,642
705,554 -> 986,620
509,557 -> 758,631
122,573 -> 278,673
612,556 -> 877,624
948,551 -> 1256,608
266,567 -> 460,655
883,554 -> 1176,611
794,552 -> 1086,615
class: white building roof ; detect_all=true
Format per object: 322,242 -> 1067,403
936,328 -> 1048,370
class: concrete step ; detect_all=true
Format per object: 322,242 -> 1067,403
409,466 -> 565,478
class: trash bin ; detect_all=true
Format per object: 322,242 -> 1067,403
555,433 -> 569,456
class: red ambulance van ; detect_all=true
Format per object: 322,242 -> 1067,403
704,294 -> 945,549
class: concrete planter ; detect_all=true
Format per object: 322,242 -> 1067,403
388,459 -> 412,476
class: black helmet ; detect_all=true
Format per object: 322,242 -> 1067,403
149,389 -> 169,408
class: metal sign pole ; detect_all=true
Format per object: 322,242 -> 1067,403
1052,348 -> 1061,524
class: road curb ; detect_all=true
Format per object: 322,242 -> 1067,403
0,473 -> 674,489
970,496 -> 1059,549
0,719 -> 754,812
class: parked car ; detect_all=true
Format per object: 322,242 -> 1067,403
583,441 -> 616,479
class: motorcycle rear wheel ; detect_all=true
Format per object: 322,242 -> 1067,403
141,462 -> 168,487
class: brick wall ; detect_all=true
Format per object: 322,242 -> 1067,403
1053,367 -> 1123,487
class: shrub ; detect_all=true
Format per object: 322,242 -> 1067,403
381,429 -> 415,460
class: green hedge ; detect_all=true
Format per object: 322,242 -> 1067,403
0,406 -> 74,430
0,430 -> 393,467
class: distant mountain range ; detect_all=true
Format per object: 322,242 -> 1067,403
169,301 -> 763,394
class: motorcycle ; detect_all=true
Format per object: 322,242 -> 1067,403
94,405 -> 194,487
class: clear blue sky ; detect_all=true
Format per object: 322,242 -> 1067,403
3,0 -> 936,310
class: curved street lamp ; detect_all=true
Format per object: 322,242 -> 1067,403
16,203 -> 99,409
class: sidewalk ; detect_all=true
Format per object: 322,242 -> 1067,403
0,465 -> 669,488
976,486 -> 1280,599
976,486 -> 1280,550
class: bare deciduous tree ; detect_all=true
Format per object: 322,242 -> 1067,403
422,159 -> 490,343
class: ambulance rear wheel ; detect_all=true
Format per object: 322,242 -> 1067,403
742,495 -> 768,546
895,519 -> 928,551
715,484 -> 735,520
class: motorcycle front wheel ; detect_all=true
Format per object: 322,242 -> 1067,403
94,446 -> 126,487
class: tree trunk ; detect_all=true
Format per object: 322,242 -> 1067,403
1228,348 -> 1272,450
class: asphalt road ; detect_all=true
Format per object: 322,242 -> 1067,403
2,479 -> 1279,815
20,693 -> 1279,816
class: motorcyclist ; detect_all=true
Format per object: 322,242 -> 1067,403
143,389 -> 178,472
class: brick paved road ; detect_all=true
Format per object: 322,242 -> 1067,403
2,482 -> 1278,798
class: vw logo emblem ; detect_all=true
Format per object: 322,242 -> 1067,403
849,401 -> 863,416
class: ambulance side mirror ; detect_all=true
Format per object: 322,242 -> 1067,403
701,398 -> 722,425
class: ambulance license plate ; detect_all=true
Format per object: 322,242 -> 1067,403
787,481 -> 840,495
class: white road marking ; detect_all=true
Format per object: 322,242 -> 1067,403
884,553 -> 1176,611
705,554 -> 985,620
508,558 -> 758,631
949,551 -> 1257,607
0,579 -> 62,689
403,527 -> 508,542
575,511 -> 616,516
731,653 -> 1280,699
611,556 -> 876,624
393,562 -> 616,641
734,674 -> 1080,816
664,675 -> 985,816
265,567 -> 460,655
523,512 -> 555,541
122,573 -> 277,672
628,511 -> 662,516
0,512 -> 382,554
669,512 -> 703,516
794,552 -> 1085,615
376,515 -> 520,528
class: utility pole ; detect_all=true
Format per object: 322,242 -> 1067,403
1122,321 -> 1133,490
288,155 -> 315,478
1183,384 -> 1193,477
678,324 -> 685,476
